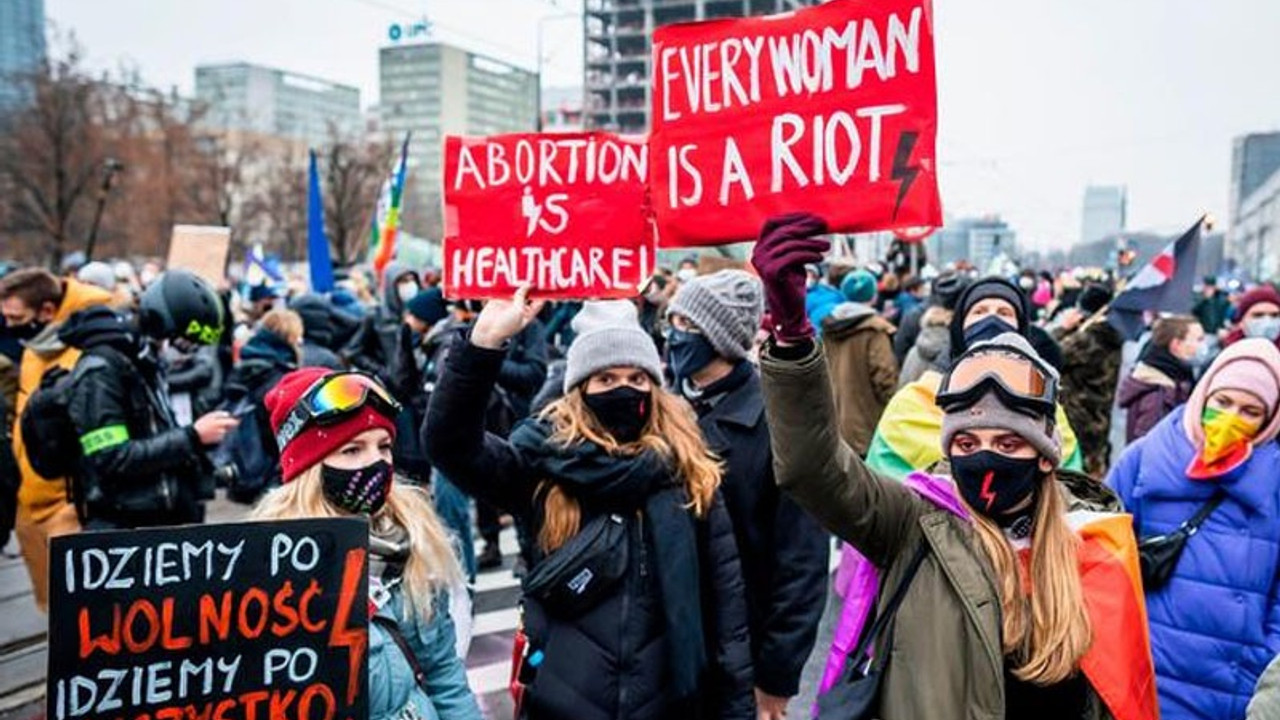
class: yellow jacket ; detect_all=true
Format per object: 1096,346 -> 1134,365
13,278 -> 113,522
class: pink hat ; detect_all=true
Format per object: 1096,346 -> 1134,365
1184,339 -> 1280,446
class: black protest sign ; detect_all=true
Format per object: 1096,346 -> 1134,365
48,518 -> 369,720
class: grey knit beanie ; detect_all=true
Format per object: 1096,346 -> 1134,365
563,300 -> 663,392
667,270 -> 763,361
940,332 -> 1062,465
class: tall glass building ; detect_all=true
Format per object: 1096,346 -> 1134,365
0,0 -> 47,112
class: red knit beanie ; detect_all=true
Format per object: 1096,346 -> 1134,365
1234,285 -> 1280,322
265,367 -> 399,484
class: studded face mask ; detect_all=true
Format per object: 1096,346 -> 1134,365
321,459 -> 393,515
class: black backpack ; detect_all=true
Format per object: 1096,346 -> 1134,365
209,394 -> 277,504
19,352 -> 112,481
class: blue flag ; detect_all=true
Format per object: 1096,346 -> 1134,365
1108,217 -> 1203,340
308,150 -> 335,293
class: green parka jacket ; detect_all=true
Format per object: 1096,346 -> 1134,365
760,342 -> 1124,720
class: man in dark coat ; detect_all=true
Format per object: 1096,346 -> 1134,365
290,294 -> 356,370
667,270 -> 830,720
342,262 -> 421,381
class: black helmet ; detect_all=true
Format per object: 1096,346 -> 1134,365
138,270 -> 224,344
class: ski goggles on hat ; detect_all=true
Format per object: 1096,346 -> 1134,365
937,344 -> 1057,418
275,371 -> 402,452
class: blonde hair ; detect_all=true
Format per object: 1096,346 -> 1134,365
536,386 -> 722,553
251,466 -> 462,621
261,308 -> 304,347
968,476 -> 1093,685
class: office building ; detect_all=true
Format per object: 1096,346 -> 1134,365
0,0 -> 46,111
195,62 -> 361,148
1080,185 -> 1126,246
1229,132 -> 1280,224
930,216 -> 1017,271
380,41 -> 538,235
1231,165 -> 1280,281
583,0 -> 817,133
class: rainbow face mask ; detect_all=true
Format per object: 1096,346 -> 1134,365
1188,406 -> 1262,479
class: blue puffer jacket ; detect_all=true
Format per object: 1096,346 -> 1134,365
369,588 -> 482,720
1107,406 -> 1280,720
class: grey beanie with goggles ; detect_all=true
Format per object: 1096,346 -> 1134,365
940,332 -> 1062,466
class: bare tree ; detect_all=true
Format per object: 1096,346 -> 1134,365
247,153 -> 308,262
0,35 -> 112,267
322,126 -> 394,267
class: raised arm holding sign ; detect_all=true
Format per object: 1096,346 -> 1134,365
651,0 -> 941,247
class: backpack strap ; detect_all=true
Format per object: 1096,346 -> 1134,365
1181,491 -> 1227,537
370,615 -> 429,691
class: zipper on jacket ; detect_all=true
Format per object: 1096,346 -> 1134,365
617,515 -> 639,720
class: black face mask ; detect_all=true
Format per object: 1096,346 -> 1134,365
8,320 -> 45,342
667,328 -> 718,382
321,459 -> 393,515
963,315 -> 1016,348
583,386 -> 651,444
950,450 -> 1042,524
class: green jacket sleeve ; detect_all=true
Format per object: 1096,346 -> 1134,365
759,341 -> 923,568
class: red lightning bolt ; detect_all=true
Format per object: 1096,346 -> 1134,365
329,547 -> 368,707
979,470 -> 997,510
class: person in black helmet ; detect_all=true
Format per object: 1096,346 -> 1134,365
61,270 -> 238,529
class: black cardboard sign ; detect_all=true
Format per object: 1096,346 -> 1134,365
47,518 -> 369,720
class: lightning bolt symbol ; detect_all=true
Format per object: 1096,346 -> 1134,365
329,548 -> 368,706
979,470 -> 997,511
890,131 -> 921,221
525,203 -> 542,238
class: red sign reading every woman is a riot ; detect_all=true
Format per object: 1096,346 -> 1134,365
651,0 -> 942,247
443,132 -> 656,300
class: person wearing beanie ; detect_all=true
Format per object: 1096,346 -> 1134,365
751,217 -> 1156,720
667,271 -> 828,718
424,289 -> 754,720
820,268 -> 898,456
76,261 -> 117,294
893,270 -> 970,363
1192,275 -> 1233,336
1223,284 -> 1280,349
253,368 -> 481,720
1108,338 -> 1280,720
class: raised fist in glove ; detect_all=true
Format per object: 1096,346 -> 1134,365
750,212 -> 829,344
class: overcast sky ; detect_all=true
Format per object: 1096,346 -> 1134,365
44,0 -> 1280,250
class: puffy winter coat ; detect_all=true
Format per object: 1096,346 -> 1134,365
820,303 -> 898,456
692,368 -> 828,698
62,307 -> 209,528
424,340 -> 753,720
1115,363 -> 1192,444
1108,407 -> 1280,720
370,589 -> 482,720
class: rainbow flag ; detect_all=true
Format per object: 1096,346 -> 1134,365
369,133 -> 411,278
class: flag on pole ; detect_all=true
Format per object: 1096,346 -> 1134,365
244,243 -> 284,287
1108,217 -> 1204,340
308,150 -> 335,293
369,133 -> 411,279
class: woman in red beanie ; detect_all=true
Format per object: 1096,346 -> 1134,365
1222,284 -> 1280,349
252,367 -> 481,720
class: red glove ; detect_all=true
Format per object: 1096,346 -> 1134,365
751,213 -> 829,343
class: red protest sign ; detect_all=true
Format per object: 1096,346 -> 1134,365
443,132 -> 656,300
651,0 -> 941,247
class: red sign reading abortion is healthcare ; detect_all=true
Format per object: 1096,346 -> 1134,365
651,0 -> 941,247
443,132 -> 655,300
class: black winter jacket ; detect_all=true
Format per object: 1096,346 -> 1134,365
424,340 -> 754,720
61,308 -> 209,528
689,368 -> 829,698
342,264 -> 418,382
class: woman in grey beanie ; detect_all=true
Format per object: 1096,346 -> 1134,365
424,289 -> 754,720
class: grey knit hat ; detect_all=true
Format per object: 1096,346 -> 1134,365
564,300 -> 663,392
667,270 -> 763,361
940,332 -> 1062,466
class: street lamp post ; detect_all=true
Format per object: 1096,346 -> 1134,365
84,158 -> 125,262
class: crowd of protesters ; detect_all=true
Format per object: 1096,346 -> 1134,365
2,221 -> 1280,720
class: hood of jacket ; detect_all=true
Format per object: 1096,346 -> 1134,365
380,262 -> 420,314
1115,365 -> 1171,410
56,306 -> 139,356
912,322 -> 951,365
25,277 -> 115,357
290,294 -> 337,347
822,303 -> 892,340
240,328 -> 299,367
